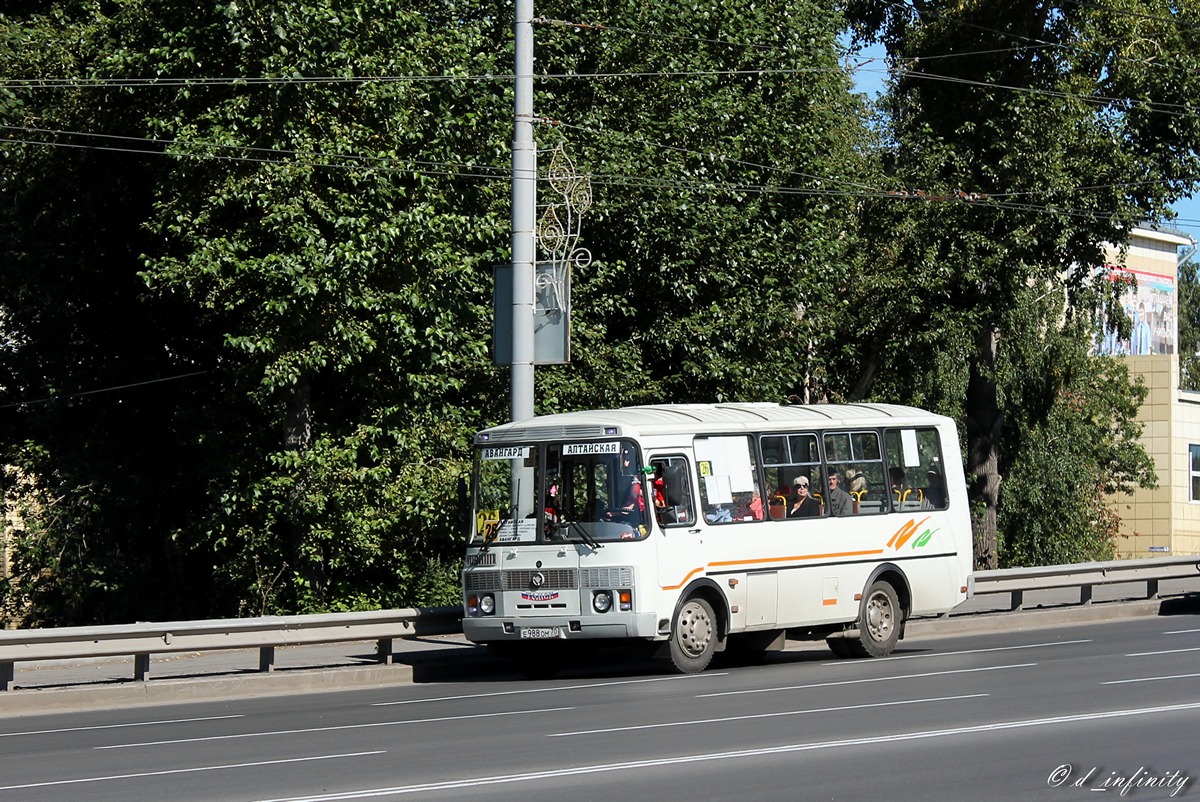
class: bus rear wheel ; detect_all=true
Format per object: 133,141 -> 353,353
669,596 -> 717,673
852,580 -> 901,658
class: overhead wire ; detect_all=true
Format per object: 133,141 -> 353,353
1,7 -> 1196,221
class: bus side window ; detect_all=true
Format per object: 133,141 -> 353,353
884,427 -> 948,512
694,435 -> 764,525
824,431 -> 887,515
760,432 -> 822,520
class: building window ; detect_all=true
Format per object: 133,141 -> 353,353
1191,445 -> 1200,502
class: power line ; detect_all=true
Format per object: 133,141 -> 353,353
0,370 -> 209,410
4,121 -> 1189,224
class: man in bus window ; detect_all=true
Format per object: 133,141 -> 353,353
788,476 -> 821,517
826,469 -> 854,517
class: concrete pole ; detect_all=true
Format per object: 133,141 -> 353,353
510,0 -> 536,423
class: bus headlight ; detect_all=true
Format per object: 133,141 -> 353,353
468,594 -> 495,617
592,591 -> 613,613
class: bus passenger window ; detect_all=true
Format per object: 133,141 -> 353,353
759,432 -> 823,520
884,427 -> 949,512
823,430 -> 886,515
694,435 -> 764,525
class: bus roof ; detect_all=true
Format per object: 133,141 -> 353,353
474,403 -> 954,444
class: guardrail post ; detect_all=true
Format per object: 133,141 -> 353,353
1010,590 -> 1024,612
1147,579 -> 1160,599
1080,585 -> 1093,605
376,638 -> 394,665
134,653 -> 151,682
259,646 -> 275,673
1,661 -> 13,691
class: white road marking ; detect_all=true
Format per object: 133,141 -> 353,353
1102,672 -> 1200,685
96,708 -> 573,750
0,714 -> 243,738
372,673 -> 728,706
853,639 -> 1090,662
547,693 -> 988,736
255,701 -> 1200,801
0,751 -> 385,792
697,662 -> 1036,697
1126,646 -> 1200,656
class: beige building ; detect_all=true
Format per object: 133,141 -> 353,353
1101,225 -> 1200,557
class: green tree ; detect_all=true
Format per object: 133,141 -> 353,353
2,0 -> 871,623
997,286 -> 1156,565
842,0 -> 1200,567
530,0 -> 874,409
1179,251 -> 1200,390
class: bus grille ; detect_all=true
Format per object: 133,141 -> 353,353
580,567 -> 634,588
463,571 -> 501,591
503,569 -> 578,590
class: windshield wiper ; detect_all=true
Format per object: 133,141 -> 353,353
558,519 -> 603,549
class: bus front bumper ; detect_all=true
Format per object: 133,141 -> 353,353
462,612 -> 661,644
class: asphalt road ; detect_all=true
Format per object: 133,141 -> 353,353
0,613 -> 1197,802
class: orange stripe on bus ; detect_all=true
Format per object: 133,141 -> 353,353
708,550 -> 884,567
660,566 -> 706,591
662,549 -> 886,588
822,598 -> 838,606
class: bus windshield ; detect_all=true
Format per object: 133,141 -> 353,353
473,439 -> 650,545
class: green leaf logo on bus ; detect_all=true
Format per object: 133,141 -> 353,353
887,517 -> 939,551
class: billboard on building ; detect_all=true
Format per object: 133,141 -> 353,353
1096,266 -> 1177,356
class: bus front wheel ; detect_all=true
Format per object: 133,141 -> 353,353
669,596 -> 717,673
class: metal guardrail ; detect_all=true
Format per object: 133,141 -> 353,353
968,555 -> 1200,611
0,606 -> 461,691
1,555 -> 1197,692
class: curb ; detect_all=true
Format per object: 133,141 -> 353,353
0,662 -> 417,718
906,597 -> 1169,639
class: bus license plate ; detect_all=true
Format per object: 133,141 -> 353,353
519,626 -> 561,639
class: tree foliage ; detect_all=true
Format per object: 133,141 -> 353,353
841,0 -> 1199,566
1,0 -> 870,624
0,0 -> 1185,623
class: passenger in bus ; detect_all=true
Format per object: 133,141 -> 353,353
923,466 -> 946,509
825,469 -> 854,517
846,468 -> 868,498
619,451 -> 645,516
732,491 -> 764,521
788,476 -> 821,517
890,467 -> 922,508
651,467 -> 676,526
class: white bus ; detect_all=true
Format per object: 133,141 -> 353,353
461,403 -> 972,675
